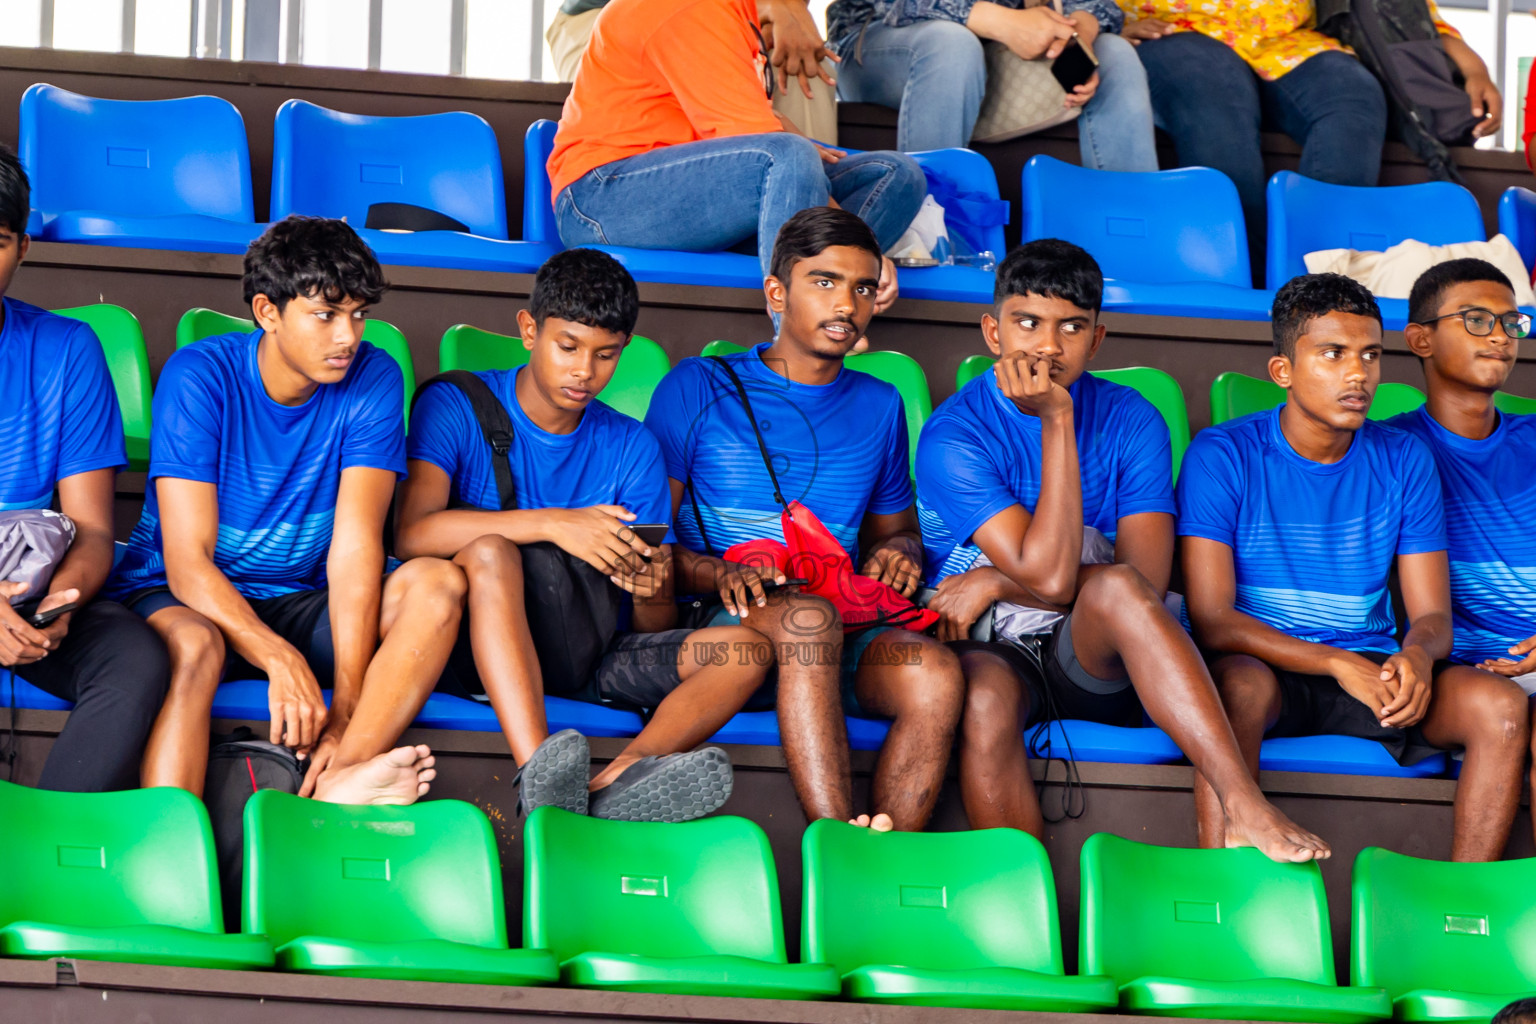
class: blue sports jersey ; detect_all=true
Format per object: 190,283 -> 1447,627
917,369 -> 1176,581
644,343 -> 912,560
107,331 -> 405,601
0,297 -> 125,509
1177,407 -> 1446,653
1389,406 -> 1536,665
407,366 -> 674,538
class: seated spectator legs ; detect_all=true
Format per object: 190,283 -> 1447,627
557,133 -> 925,279
0,145 -> 169,791
832,19 -> 987,151
1181,274 -> 1526,862
920,241 -> 1327,858
112,217 -> 453,805
648,209 -> 967,831
1136,32 -> 1385,234
1074,33 -> 1159,173
396,251 -> 763,821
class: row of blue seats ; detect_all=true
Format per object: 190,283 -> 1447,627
1,668 -> 1447,780
19,83 -> 1534,327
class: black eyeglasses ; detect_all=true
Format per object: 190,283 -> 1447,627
1416,307 -> 1531,339
753,23 -> 775,99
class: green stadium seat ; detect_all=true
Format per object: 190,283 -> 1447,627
1495,391 -> 1536,415
1352,847 -> 1536,1021
523,807 -> 840,999
1080,834 -> 1390,1022
176,307 -> 415,428
801,820 -> 1116,1012
438,324 -> 669,421
697,341 -> 931,471
947,356 -> 1191,479
243,789 -> 556,986
956,353 -> 993,390
53,303 -> 152,472
0,780 -> 273,969
1210,372 -> 1425,425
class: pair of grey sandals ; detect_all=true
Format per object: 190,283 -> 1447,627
515,729 -> 734,822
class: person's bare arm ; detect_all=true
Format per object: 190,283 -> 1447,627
967,353 -> 1082,606
622,545 -> 679,632
758,0 -> 837,98
395,459 -> 653,573
159,476 -> 326,750
967,1 -> 1076,60
858,506 -> 924,598
0,467 -> 117,665
325,466 -> 395,728
1441,33 -> 1502,138
1182,535 -> 1397,714
1378,550 -> 1454,728
1098,511 -> 1175,597
667,477 -> 787,619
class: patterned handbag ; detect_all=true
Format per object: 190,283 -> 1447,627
971,0 -> 1082,143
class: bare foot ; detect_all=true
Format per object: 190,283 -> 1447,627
848,813 -> 894,832
1223,791 -> 1330,863
313,745 -> 437,806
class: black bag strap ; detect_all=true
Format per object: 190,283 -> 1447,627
684,355 -> 789,557
412,371 -> 518,512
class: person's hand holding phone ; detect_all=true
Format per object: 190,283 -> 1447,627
547,505 -> 653,574
0,582 -> 77,666
969,1 -> 1077,60
1064,71 -> 1099,107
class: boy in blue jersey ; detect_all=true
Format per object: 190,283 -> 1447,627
1395,259 -> 1536,834
647,207 -> 967,833
396,249 -> 758,822
0,145 -> 169,791
109,217 -> 465,806
1182,272 -> 1527,861
918,239 -> 1327,860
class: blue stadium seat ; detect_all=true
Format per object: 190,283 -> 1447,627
525,120 -> 1003,299
0,671 -> 70,711
1260,735 -> 1447,779
1021,155 -> 1273,321
708,712 -> 894,752
271,100 -> 551,273
1266,172 -> 1485,302
24,210 -> 41,237
1498,186 -> 1536,273
1028,720 -> 1184,765
20,83 -> 265,254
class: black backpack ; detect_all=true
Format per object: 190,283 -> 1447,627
412,371 -> 623,699
1316,0 -> 1478,183
203,727 -> 304,928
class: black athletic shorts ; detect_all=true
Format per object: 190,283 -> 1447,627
124,585 -> 334,684
436,620 -> 696,711
1263,650 -> 1446,766
949,613 -> 1144,729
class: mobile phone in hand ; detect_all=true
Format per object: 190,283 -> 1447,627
29,601 -> 78,627
1051,36 -> 1099,92
630,524 -> 670,549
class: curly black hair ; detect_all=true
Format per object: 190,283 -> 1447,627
243,215 -> 387,310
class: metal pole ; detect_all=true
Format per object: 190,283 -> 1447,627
366,0 -> 382,70
529,0 -> 544,79
448,0 -> 466,75
284,0 -> 301,63
1493,0 -> 1512,147
39,0 -> 54,48
121,0 -> 136,52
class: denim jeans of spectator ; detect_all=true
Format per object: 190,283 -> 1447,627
1136,30 -> 1387,229
555,133 -> 927,279
833,18 -> 1158,172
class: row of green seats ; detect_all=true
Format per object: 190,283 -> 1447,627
4,777 -> 1532,1018
1211,371 -> 1536,422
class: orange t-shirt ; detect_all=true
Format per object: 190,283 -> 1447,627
547,0 -> 785,202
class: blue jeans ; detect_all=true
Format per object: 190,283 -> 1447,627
555,133 -> 927,278
834,19 -> 1158,172
1136,31 -> 1387,228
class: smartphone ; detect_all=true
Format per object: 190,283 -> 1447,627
759,577 -> 810,595
27,601 -> 78,628
1051,37 -> 1099,92
630,524 -> 670,549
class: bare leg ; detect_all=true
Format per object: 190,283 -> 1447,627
957,649 -> 1040,836
591,625 -> 770,790
313,558 -> 466,803
1071,565 -> 1329,862
1194,655 -> 1279,849
453,535 -> 548,765
1417,665 -> 1526,862
139,606 -> 227,795
852,631 -> 965,832
737,591 -> 851,821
